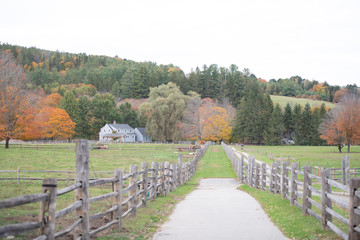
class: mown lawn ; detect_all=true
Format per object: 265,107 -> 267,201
236,145 -> 360,169
270,95 -> 336,109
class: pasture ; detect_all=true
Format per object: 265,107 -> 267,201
270,95 -> 337,109
236,145 -> 360,169
0,142 -> 196,239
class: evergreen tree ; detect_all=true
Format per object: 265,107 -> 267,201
120,69 -> 135,99
233,79 -> 267,144
293,103 -> 302,144
298,103 -> 312,145
91,93 -> 116,133
310,108 -> 323,145
265,103 -> 285,145
75,96 -> 92,138
111,81 -> 121,98
283,103 -> 294,139
133,64 -> 150,98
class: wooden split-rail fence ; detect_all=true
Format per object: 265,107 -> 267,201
222,143 -> 360,240
0,140 -> 210,239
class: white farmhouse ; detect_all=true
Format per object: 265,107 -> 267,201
99,122 -> 136,143
134,128 -> 152,143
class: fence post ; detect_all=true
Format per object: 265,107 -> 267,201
38,178 -> 57,239
171,163 -> 177,191
282,161 -> 289,199
255,163 -> 260,188
113,169 -> 123,230
130,165 -> 138,217
165,162 -> 170,193
303,166 -> 312,216
342,156 -> 346,185
170,163 -> 174,191
261,163 -> 266,190
141,162 -> 148,207
349,178 -> 360,239
275,161 -> 281,194
74,139 -> 90,240
270,163 -> 274,193
151,162 -> 158,200
346,156 -> 350,186
159,162 -> 165,196
239,156 -> 244,183
321,168 -> 332,230
290,163 -> 298,205
178,154 -> 183,185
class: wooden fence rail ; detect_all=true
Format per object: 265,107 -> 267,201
222,142 -> 360,240
0,140 -> 210,239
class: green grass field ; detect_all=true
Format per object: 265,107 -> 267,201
271,95 -> 336,109
0,144 -> 346,239
237,145 -> 360,169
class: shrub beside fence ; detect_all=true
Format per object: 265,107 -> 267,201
222,142 -> 360,240
0,140 -> 210,239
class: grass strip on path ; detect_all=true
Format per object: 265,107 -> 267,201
99,145 -> 236,239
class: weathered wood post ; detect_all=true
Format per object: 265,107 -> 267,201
141,162 -> 148,207
342,156 -> 346,185
129,165 -> 138,217
171,163 -> 177,191
164,162 -> 170,194
290,163 -> 298,205
113,169 -> 123,229
261,163 -> 267,190
253,163 -> 258,188
270,163 -> 275,193
74,139 -> 90,240
349,178 -> 360,239
275,161 -> 281,194
170,163 -> 174,191
239,156 -> 244,183
346,156 -> 350,186
158,163 -> 165,196
178,154 -> 183,185
303,166 -> 312,216
39,178 -> 57,239
282,161 -> 289,199
151,162 -> 158,200
321,168 -> 332,230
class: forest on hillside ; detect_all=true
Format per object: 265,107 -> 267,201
1,43 -> 358,105
1,43 -> 359,151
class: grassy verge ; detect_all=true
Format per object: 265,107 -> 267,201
240,185 -> 341,240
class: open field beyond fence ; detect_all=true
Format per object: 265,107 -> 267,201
0,142 -> 200,239
235,145 -> 360,169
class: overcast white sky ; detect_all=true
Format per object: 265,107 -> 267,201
1,0 -> 359,86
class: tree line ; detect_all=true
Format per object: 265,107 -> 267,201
1,43 -> 357,106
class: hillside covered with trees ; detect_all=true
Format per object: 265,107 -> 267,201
1,43 -> 359,150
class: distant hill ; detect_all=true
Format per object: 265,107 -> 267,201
270,95 -> 336,109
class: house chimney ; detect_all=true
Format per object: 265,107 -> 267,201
113,120 -> 116,124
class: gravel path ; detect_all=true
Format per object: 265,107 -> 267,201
152,178 -> 287,240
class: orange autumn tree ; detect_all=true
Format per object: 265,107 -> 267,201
320,94 -> 360,152
36,107 -> 76,140
201,107 -> 232,142
0,50 -> 35,148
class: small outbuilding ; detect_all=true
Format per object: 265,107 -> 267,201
134,128 -> 152,143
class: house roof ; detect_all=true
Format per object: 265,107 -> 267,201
108,124 -> 134,131
136,128 -> 147,136
102,133 -> 127,138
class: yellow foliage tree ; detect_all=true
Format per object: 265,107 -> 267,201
201,107 -> 232,141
